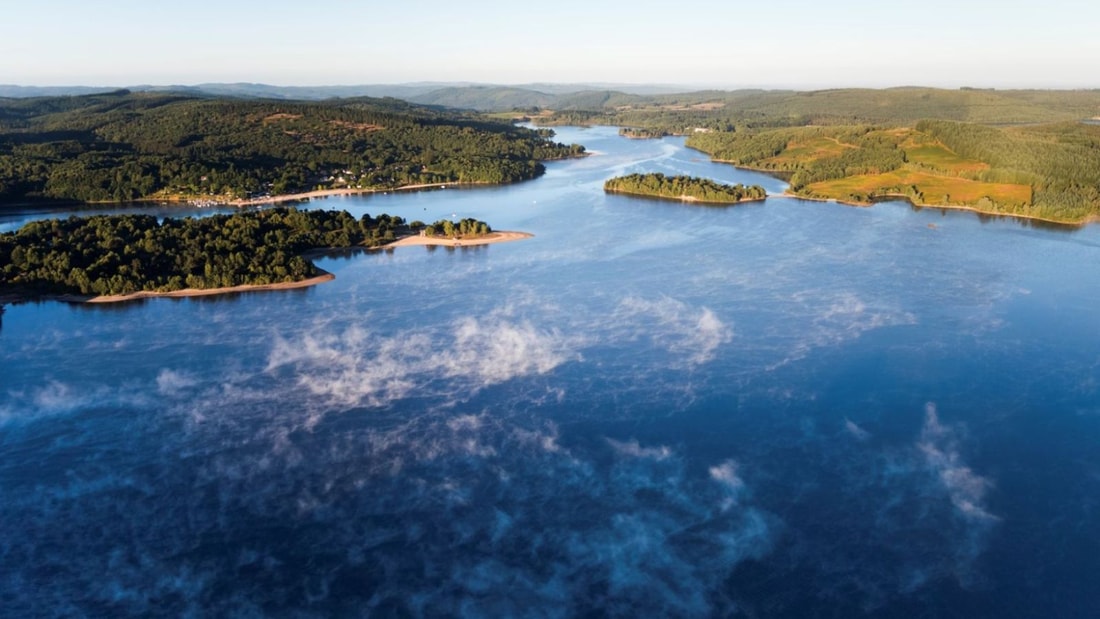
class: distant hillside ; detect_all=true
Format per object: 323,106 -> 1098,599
511,83 -> 688,96
406,86 -> 559,111
683,106 -> 1100,223
552,90 -> 649,111
7,84 -> 1100,121
404,87 -> 654,112
0,90 -> 584,204
0,82 -> 697,103
135,83 -> 445,101
553,87 -> 1100,129
0,85 -> 121,98
717,87 -> 1100,125
0,83 -> 464,100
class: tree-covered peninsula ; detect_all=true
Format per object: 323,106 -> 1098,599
0,208 -> 494,299
686,122 -> 1100,223
0,90 -> 585,204
604,173 -> 767,204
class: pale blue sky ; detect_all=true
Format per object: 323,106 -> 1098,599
3,0 -> 1098,88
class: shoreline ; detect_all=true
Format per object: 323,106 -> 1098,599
687,143 -> 1096,227
227,181 -> 495,207
699,155 -> 1093,227
2,155 -> 588,212
82,271 -> 336,304
769,191 -> 1095,228
379,230 -> 533,249
604,188 -> 767,206
1,230 -> 535,306
41,271 -> 334,305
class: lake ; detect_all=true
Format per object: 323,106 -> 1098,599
2,126 -> 1099,617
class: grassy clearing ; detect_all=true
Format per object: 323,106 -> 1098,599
904,143 -> 988,174
691,121 -> 1100,222
760,136 -> 854,167
806,169 -> 1031,206
761,126 -> 1026,209
484,109 -> 557,121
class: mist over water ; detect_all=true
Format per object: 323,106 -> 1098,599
3,127 -> 1099,617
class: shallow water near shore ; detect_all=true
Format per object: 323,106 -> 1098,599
2,126 -> 1099,617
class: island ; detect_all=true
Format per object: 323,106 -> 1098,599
0,208 -> 521,303
618,127 -> 671,139
387,230 -> 532,249
604,172 -> 767,204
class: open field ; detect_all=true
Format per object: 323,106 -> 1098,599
904,144 -> 988,173
759,136 -> 854,167
899,130 -> 990,174
806,169 -> 1032,206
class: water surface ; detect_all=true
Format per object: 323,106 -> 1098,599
2,127 -> 1098,617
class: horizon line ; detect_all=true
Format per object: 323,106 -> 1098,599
3,81 -> 1100,93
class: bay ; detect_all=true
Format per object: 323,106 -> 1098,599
2,126 -> 1098,617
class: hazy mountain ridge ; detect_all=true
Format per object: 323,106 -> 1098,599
0,82 -> 686,103
6,83 -> 1097,119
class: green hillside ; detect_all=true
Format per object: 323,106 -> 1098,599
0,90 -> 584,204
535,87 -> 1100,130
686,121 -> 1100,223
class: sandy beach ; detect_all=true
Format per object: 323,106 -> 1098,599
381,231 -> 533,248
228,182 -> 490,207
84,271 -> 336,304
79,231 -> 531,303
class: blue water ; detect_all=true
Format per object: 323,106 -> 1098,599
2,127 -> 1099,617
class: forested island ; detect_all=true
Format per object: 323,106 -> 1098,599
0,90 -> 585,205
0,208 -> 498,300
604,173 -> 767,204
618,127 -> 671,139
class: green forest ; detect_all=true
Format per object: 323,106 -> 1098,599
531,87 -> 1100,132
684,121 -> 1100,222
604,173 -> 767,204
686,125 -> 909,189
0,207 -> 483,298
422,217 -> 491,238
915,120 -> 1100,219
0,90 -> 585,204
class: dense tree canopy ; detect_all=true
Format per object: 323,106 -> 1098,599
915,120 -> 1100,221
0,91 -> 585,204
0,207 -> 451,297
422,218 -> 491,238
604,173 -> 766,204
618,127 -> 672,139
